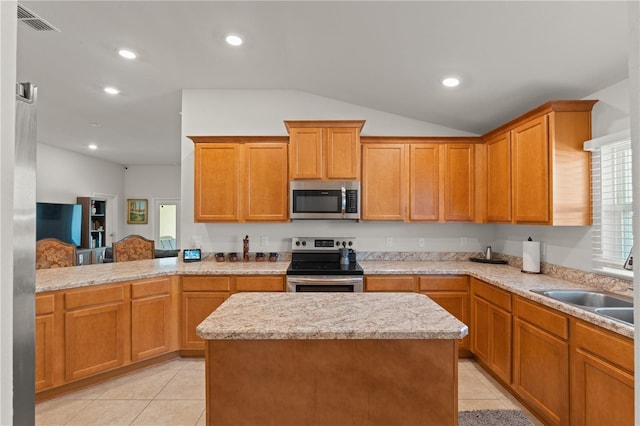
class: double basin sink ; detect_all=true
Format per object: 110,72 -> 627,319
531,289 -> 634,326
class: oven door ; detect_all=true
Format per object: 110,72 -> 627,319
286,276 -> 364,292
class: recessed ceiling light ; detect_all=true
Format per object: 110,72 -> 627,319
88,144 -> 98,150
225,35 -> 243,46
118,48 -> 137,60
104,86 -> 120,95
442,77 -> 460,88
90,122 -> 102,127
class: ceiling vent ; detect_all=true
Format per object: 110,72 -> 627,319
17,4 -> 60,32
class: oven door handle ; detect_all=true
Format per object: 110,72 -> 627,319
287,277 -> 363,284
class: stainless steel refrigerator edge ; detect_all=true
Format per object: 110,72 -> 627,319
14,82 -> 36,424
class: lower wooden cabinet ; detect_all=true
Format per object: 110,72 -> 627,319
181,276 -> 231,350
419,275 -> 470,353
235,275 -> 285,292
570,319 -> 634,426
131,278 -> 172,361
64,284 -> 129,382
35,294 -> 56,392
470,278 -> 511,384
512,297 -> 569,425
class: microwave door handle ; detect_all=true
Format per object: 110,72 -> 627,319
341,185 -> 346,217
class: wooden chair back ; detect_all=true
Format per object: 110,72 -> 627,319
113,235 -> 154,262
36,238 -> 77,269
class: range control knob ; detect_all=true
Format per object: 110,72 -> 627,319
295,241 -> 301,247
348,241 -> 353,247
302,241 -> 307,246
335,241 -> 340,247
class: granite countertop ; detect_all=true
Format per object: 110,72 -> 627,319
35,257 -> 634,339
196,292 -> 468,340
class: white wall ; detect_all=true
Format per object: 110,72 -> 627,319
122,165 -> 181,240
0,2 -> 16,422
180,89 -> 486,253
493,78 -> 630,271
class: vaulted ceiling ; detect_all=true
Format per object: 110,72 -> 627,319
17,1 -> 629,165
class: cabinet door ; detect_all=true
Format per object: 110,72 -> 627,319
512,115 -> 550,223
244,143 -> 288,221
424,292 -> 470,351
409,144 -> 440,221
471,295 -> 491,363
485,132 -> 512,223
443,144 -> 475,221
326,127 -> 360,180
289,127 -> 323,179
35,294 -> 56,392
194,143 -> 241,221
131,294 -> 171,361
64,285 -> 128,381
361,144 -> 407,221
181,292 -> 228,350
513,318 -> 568,425
571,320 -> 634,426
491,306 -> 512,384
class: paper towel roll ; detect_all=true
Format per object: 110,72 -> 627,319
522,240 -> 541,273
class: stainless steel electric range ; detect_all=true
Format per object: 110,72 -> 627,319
286,237 -> 364,292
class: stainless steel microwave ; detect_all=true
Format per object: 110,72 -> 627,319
290,181 -> 360,220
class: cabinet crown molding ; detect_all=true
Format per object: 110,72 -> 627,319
188,136 -> 289,144
284,120 -> 366,133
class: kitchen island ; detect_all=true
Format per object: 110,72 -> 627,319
196,292 -> 468,426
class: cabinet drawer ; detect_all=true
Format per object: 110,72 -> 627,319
471,278 -> 511,312
365,276 -> 415,292
36,294 -> 55,316
131,277 -> 170,299
419,275 -> 468,291
235,276 -> 284,292
514,296 -> 568,339
65,285 -> 124,310
572,320 -> 634,373
182,276 -> 231,292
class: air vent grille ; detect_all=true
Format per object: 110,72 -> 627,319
17,4 -> 60,32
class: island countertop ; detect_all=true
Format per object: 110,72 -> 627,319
195,292 -> 469,340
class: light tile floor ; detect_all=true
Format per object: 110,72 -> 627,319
36,358 -> 542,426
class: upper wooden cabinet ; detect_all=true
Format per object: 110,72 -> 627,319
482,100 -> 597,225
362,138 -> 478,222
190,137 -> 289,222
285,120 -> 365,181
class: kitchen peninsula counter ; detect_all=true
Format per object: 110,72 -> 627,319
35,257 -> 633,338
196,292 -> 466,426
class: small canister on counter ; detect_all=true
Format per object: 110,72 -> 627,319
269,252 -> 279,262
228,252 -> 238,262
215,252 -> 225,262
255,252 -> 265,262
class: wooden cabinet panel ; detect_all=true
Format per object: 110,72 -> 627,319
288,127 -> 323,179
182,276 -> 231,292
364,276 -> 415,292
409,144 -> 440,221
513,300 -> 569,425
244,143 -> 288,221
361,144 -> 407,220
512,115 -> 550,223
35,295 -> 55,392
470,278 -> 511,384
326,127 -> 360,180
443,144 -> 475,221
65,301 -> 127,381
570,320 -> 634,425
485,132 -> 512,223
287,121 -> 363,181
419,275 -> 469,351
194,143 -> 241,222
181,292 -> 228,350
235,276 -> 285,292
131,279 -> 171,361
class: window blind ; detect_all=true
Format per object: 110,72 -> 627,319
585,131 -> 633,272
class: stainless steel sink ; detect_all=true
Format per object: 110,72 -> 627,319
531,289 -> 634,326
536,290 -> 633,308
595,307 -> 634,326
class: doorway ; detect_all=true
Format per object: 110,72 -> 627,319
155,199 -> 180,250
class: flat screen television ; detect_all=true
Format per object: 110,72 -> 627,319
36,202 -> 82,247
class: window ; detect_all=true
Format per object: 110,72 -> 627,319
585,130 -> 632,276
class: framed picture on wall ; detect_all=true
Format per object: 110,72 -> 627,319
127,199 -> 148,224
